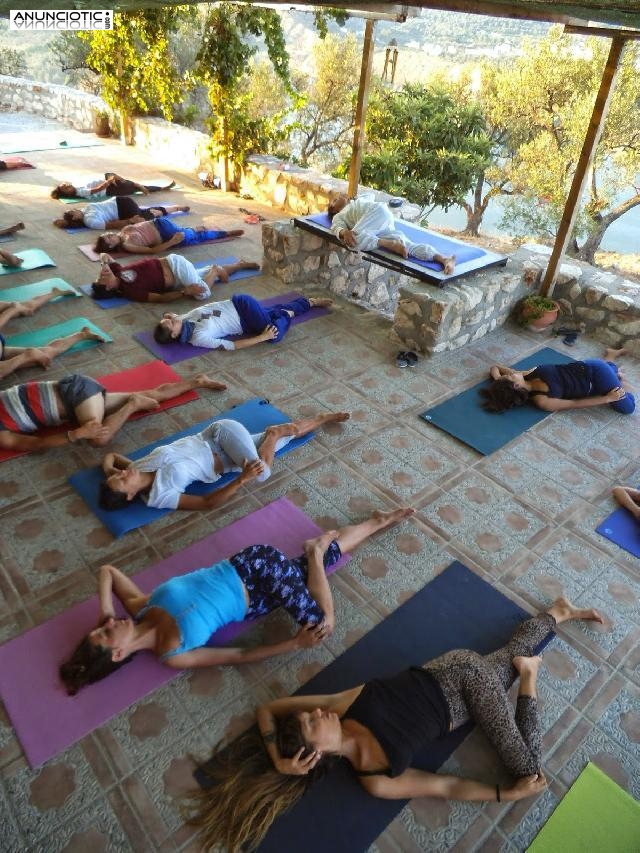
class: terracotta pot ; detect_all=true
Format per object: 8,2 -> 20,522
523,301 -> 560,331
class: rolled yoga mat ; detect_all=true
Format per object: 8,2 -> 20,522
68,398 -> 315,537
0,277 -> 80,302
5,316 -> 112,351
527,762 -> 640,853
0,248 -> 55,275
133,291 -> 331,364
0,498 -> 347,768
420,348 -> 575,456
80,256 -> 262,309
596,497 -> 640,558
0,360 -> 200,464
196,560 -> 555,853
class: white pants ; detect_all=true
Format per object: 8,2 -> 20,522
202,418 -> 293,482
166,254 -> 211,300
351,205 -> 436,260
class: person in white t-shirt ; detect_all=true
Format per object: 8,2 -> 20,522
53,197 -> 189,231
99,411 -> 350,512
51,173 -> 175,200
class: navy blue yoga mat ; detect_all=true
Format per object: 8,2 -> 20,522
420,348 -> 575,456
68,398 -> 313,537
596,499 -> 640,558
195,561 -> 555,853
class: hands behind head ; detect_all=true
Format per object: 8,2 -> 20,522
277,746 -> 322,776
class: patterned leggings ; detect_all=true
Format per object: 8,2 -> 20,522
425,612 -> 556,777
229,541 -> 342,624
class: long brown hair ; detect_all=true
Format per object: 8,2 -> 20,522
183,716 -> 340,852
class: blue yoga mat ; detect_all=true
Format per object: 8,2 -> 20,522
195,561 -> 555,853
420,348 -> 575,456
596,499 -> 640,558
68,398 -> 314,538
80,257 -> 261,309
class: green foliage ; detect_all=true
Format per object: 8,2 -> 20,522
0,47 -> 27,77
359,83 -> 492,214
78,9 -> 189,120
517,294 -> 559,327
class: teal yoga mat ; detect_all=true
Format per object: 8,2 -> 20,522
0,278 -> 81,302
0,249 -> 55,276
6,317 -> 112,351
420,348 -> 575,455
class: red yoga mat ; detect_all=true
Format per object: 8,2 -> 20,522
0,498 -> 349,767
0,360 -> 199,463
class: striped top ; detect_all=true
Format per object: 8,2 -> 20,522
0,382 -> 63,433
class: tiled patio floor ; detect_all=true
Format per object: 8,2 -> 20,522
0,114 -> 638,852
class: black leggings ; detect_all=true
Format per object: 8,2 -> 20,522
104,173 -> 166,196
115,196 -> 167,221
425,612 -> 555,777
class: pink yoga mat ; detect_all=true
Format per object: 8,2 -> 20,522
0,498 -> 348,767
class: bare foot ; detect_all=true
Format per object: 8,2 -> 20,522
14,301 -> 34,317
194,373 -> 227,391
604,347 -> 627,361
548,596 -> 604,625
29,347 -> 52,369
214,265 -> 229,283
442,255 -> 456,275
320,411 -> 350,426
304,529 -> 339,555
127,393 -> 161,412
372,506 -> 416,530
513,655 -> 542,677
50,286 -> 73,299
81,326 -> 109,343
227,229 -> 244,238
309,297 -> 334,309
238,260 -> 260,271
0,250 -> 23,267
179,206 -> 190,213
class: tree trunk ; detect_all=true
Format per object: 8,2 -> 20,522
575,193 -> 640,263
462,174 -> 486,236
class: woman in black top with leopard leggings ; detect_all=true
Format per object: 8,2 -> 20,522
184,597 -> 603,851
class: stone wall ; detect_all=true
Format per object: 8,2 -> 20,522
0,75 -> 109,132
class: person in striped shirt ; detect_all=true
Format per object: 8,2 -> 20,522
0,372 -> 227,453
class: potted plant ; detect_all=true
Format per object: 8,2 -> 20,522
93,110 -> 111,138
517,294 -> 560,331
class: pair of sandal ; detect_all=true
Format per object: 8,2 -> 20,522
239,207 -> 266,224
552,325 -> 582,347
396,350 -> 418,368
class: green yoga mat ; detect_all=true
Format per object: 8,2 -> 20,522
0,249 -> 56,276
6,317 -> 112,352
0,278 -> 80,302
528,763 -> 640,853
1,141 -> 103,155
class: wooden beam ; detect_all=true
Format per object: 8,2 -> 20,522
348,18 -> 376,198
540,35 -> 626,296
565,24 -> 640,40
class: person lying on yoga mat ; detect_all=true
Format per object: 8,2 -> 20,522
51,173 -> 175,200
612,485 -> 640,521
0,371 -> 226,452
0,249 -> 23,268
328,194 -> 456,275
153,293 -> 333,349
53,197 -> 189,231
92,253 -> 259,303
0,222 -> 25,237
185,597 -> 603,851
0,325 -> 105,382
98,411 -> 349,512
93,216 -> 243,255
0,285 -> 74,334
59,506 -> 414,695
482,348 -> 635,415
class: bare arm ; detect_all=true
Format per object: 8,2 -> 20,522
147,290 -> 189,303
163,634 -> 308,669
120,235 -> 181,255
102,452 -> 133,476
96,564 -> 149,620
304,541 -> 335,633
175,458 -> 265,511
612,485 -> 640,520
489,364 -> 535,381
89,177 -> 116,195
0,421 -> 108,453
532,387 -> 626,412
361,768 -> 547,803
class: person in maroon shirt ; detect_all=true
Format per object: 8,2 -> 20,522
91,253 -> 259,303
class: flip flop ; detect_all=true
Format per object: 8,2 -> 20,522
396,351 -> 410,368
243,215 -> 261,224
562,333 -> 578,346
404,351 -> 418,366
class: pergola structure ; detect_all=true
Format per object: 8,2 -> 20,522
6,0 -> 640,291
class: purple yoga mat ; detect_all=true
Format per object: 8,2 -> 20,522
0,498 -> 348,768
134,291 -> 332,364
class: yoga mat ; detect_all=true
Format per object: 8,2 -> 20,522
1,141 -> 102,154
0,498 -> 348,768
0,360 -> 199,464
0,248 -> 55,275
0,277 -> 80,302
134,291 -> 331,364
78,232 -> 238,261
0,155 -> 35,168
527,762 -> 640,853
5,317 -> 112,352
420,348 -> 576,456
295,212 -> 507,285
63,206 -> 189,233
57,180 -> 181,204
195,561 -> 555,853
80,256 -> 262,309
69,398 -> 314,537
596,499 -> 640,558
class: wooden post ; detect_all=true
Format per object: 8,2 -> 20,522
540,35 -> 625,296
348,19 -> 376,199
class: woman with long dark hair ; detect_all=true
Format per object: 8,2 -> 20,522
184,597 -> 603,852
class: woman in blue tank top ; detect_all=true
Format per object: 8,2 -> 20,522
480,346 -> 635,415
185,599 -> 603,851
59,508 -> 414,696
